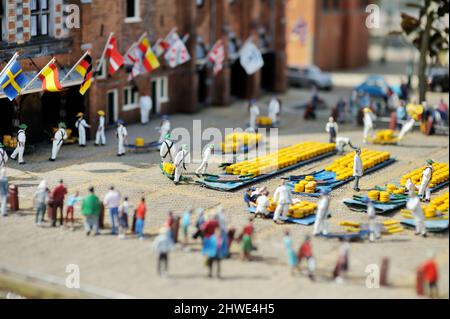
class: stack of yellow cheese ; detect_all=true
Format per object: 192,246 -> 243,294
401,192 -> 449,219
399,163 -> 449,189
162,162 -> 175,175
375,129 -> 396,143
225,142 -> 336,177
256,116 -> 273,126
221,132 -> 263,153
2,135 -> 17,148
305,181 -> 317,193
431,192 -> 449,214
368,190 -> 380,201
287,201 -> 318,219
379,191 -> 390,203
340,220 -> 403,234
325,149 -> 391,181
135,138 -> 145,147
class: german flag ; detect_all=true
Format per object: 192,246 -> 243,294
38,62 -> 62,92
75,54 -> 93,78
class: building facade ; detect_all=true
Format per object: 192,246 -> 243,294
286,0 -> 370,71
0,0 -> 287,143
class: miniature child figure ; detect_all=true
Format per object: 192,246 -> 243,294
118,197 -> 130,240
135,197 -> 147,240
297,235 -> 315,281
283,230 -> 298,276
153,227 -> 174,277
65,191 -> 81,228
240,217 -> 255,261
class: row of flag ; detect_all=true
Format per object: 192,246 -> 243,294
0,28 -> 264,101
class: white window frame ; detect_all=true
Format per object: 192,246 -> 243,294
123,86 -> 139,111
124,0 -> 141,23
158,76 -> 169,103
30,0 -> 50,38
95,59 -> 107,80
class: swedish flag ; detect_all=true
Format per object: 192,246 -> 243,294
0,60 -> 29,101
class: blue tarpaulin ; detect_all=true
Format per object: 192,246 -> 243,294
401,219 -> 449,233
247,206 -> 317,225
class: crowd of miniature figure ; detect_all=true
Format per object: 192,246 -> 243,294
0,88 -> 448,299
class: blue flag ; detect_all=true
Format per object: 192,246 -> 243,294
0,59 -> 29,101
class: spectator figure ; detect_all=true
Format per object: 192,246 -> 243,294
239,217 -> 255,261
135,197 -> 147,240
0,168 -> 9,217
103,186 -> 121,235
33,180 -> 48,225
153,227 -> 174,277
283,230 -> 299,276
203,228 -> 227,279
50,180 -> 68,227
333,241 -> 351,283
118,197 -> 130,240
417,251 -> 439,298
297,235 -> 315,281
65,191 -> 81,228
81,187 -> 101,236
181,209 -> 192,245
192,209 -> 206,240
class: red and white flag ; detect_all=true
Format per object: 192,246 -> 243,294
208,39 -> 226,75
124,43 -> 138,66
106,36 -> 125,76
164,32 -> 191,68
152,38 -> 170,57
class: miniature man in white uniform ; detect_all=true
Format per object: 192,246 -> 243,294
158,115 -> 171,144
273,181 -> 293,224
75,112 -> 91,147
255,190 -> 270,219
10,124 -> 27,165
406,187 -> 427,237
0,143 -> 8,168
313,189 -> 331,236
249,100 -> 260,131
50,122 -> 67,162
335,136 -> 356,154
325,117 -> 339,143
95,110 -> 106,146
353,148 -> 363,192
160,134 -> 177,163
195,144 -> 214,176
268,96 -> 281,124
174,144 -> 190,184
139,95 -> 152,125
418,159 -> 434,202
363,107 -> 376,143
116,120 -> 128,157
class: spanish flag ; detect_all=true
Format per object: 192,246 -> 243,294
142,47 -> 160,72
78,55 -> 93,95
38,62 -> 62,92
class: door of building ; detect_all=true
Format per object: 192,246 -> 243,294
107,89 -> 118,125
151,77 -> 168,115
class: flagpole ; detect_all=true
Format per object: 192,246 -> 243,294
21,57 -> 56,92
164,28 -> 177,41
95,32 -> 114,79
61,50 -> 90,83
0,52 -> 19,79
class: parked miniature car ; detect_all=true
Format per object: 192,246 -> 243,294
355,75 -> 402,99
427,66 -> 449,92
287,65 -> 333,90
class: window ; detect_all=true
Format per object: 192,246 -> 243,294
30,0 -> 49,37
125,0 -> 140,22
159,77 -> 168,103
94,59 -> 107,80
123,86 -> 139,111
196,0 -> 205,7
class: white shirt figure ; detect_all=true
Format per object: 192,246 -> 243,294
11,127 -> 26,164
325,118 -> 339,143
195,145 -> 214,176
50,126 -> 67,161
336,137 -> 352,154
75,116 -> 91,146
103,189 -> 121,209
159,119 -> 171,144
95,114 -> 106,146
398,117 -> 416,140
0,147 -> 8,167
353,152 -> 363,177
405,178 -> 416,195
313,194 -> 330,236
160,137 -> 176,163
174,147 -> 190,183
256,194 -> 270,216
418,164 -> 433,201
268,98 -> 280,124
367,200 -> 380,242
363,108 -> 376,143
139,96 -> 152,125
116,123 -> 128,156
406,193 -> 427,236
273,184 -> 292,222
249,103 -> 260,131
